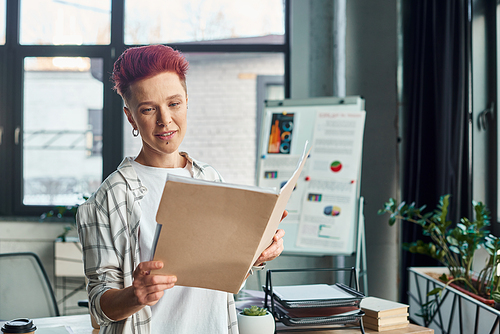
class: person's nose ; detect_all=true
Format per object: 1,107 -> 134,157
156,107 -> 172,127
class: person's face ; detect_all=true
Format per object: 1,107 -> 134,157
124,71 -> 188,165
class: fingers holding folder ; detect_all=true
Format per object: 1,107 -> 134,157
254,210 -> 287,265
255,228 -> 285,265
99,261 -> 177,321
132,261 -> 177,306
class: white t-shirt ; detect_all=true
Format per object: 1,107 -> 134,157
131,159 -> 228,334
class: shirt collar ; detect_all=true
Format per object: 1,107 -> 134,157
116,152 -> 205,190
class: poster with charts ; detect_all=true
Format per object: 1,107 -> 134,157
257,98 -> 366,255
295,110 -> 366,252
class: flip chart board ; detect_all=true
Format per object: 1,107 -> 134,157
256,96 -> 365,256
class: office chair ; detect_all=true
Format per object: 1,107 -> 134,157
0,252 -> 60,320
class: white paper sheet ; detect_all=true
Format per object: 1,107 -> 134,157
273,284 -> 354,301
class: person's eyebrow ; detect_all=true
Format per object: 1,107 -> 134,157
136,94 -> 184,107
166,94 -> 184,100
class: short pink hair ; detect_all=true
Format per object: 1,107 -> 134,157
112,45 -> 189,102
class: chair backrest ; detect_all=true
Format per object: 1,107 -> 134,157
0,252 -> 60,320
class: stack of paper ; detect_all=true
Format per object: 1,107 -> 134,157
360,297 -> 409,331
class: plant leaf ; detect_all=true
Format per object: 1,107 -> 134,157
427,288 -> 443,296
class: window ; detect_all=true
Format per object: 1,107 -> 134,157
473,0 -> 497,232
88,108 -> 103,156
0,0 -> 5,45
20,0 -> 111,45
0,1 -> 289,216
124,0 -> 284,45
22,57 -> 103,206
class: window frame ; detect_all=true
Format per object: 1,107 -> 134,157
0,0 -> 290,217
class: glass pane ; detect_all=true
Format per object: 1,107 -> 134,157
20,0 -> 111,45
23,57 -> 103,206
266,84 -> 285,100
0,0 -> 5,45
123,52 -> 284,186
125,0 -> 284,45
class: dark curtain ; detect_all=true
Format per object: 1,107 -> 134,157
401,0 -> 471,303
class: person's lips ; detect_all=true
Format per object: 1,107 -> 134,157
156,131 -> 176,140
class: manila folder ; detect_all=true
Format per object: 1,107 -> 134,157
152,146 -> 310,294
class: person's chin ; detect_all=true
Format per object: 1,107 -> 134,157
160,144 -> 180,155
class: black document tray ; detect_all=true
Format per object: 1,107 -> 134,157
264,282 -> 364,309
274,304 -> 365,327
264,267 -> 365,333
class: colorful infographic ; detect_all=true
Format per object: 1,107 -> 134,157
258,102 -> 366,255
330,161 -> 342,173
268,113 -> 294,154
295,109 -> 365,253
264,171 -> 278,179
323,205 -> 341,216
307,193 -> 322,202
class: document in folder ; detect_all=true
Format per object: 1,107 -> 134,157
152,144 -> 311,294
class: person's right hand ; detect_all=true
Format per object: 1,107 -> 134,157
100,261 -> 177,321
132,261 -> 177,306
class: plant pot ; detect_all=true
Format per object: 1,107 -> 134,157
408,267 -> 500,334
237,312 -> 275,334
449,281 -> 495,306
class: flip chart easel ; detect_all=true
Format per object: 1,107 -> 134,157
256,96 -> 367,293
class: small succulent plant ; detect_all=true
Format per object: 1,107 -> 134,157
242,305 -> 268,316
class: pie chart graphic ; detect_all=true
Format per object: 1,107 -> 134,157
324,205 -> 341,216
330,161 -> 342,172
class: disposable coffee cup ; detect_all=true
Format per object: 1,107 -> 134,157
1,318 -> 37,333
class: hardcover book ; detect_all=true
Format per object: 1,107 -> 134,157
360,297 -> 409,318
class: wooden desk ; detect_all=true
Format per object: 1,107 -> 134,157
1,315 -> 433,334
277,324 -> 433,334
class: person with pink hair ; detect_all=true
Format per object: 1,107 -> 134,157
76,45 -> 286,334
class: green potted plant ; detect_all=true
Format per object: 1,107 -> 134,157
378,194 -> 500,305
237,305 -> 275,334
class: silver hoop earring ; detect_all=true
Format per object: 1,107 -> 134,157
132,128 -> 139,137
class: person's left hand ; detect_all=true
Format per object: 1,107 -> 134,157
253,210 -> 288,266
254,228 -> 285,266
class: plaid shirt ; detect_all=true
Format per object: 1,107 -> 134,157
77,153 -> 238,334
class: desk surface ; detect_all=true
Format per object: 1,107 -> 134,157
1,314 -> 433,334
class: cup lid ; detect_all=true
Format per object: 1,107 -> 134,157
1,318 -> 37,333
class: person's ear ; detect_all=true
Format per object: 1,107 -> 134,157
123,107 -> 136,128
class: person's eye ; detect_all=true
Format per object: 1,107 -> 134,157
141,107 -> 154,113
169,102 -> 181,108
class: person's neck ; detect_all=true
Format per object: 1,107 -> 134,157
134,150 -> 186,169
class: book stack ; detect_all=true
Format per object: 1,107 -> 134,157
360,297 -> 409,332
